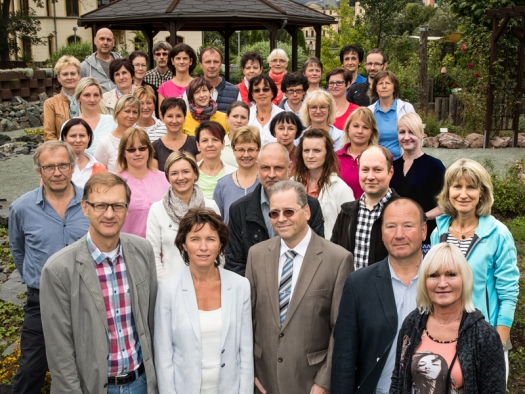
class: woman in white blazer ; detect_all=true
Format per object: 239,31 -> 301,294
294,128 -> 355,239
146,151 -> 219,280
154,207 -> 253,394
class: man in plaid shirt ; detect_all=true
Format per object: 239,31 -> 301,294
143,41 -> 173,91
41,173 -> 158,393
331,145 -> 398,270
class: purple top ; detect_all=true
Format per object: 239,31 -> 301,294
336,142 -> 363,199
158,80 -> 186,99
118,170 -> 170,238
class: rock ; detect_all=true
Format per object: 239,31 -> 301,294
19,122 -> 30,129
518,133 -> 525,148
0,269 -> 26,307
490,137 -> 510,148
12,121 -> 20,130
0,135 -> 11,145
437,133 -> 470,149
0,265 -> 6,272
0,152 -> 6,159
4,120 -> 15,132
465,133 -> 484,148
14,147 -> 29,155
8,111 -> 15,117
422,136 -> 439,148
27,113 -> 41,127
38,92 -> 48,101
19,116 -> 28,122
0,273 -> 6,281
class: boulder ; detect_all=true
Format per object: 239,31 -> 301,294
14,147 -> 30,155
422,136 -> 439,148
465,133 -> 484,148
437,133 -> 470,149
0,135 -> 11,145
518,133 -> 525,148
490,137 -> 510,148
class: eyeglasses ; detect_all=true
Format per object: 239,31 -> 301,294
154,52 -> 169,57
271,59 -> 287,63
234,148 -> 258,154
253,87 -> 271,94
268,204 -> 306,219
133,63 -> 147,69
39,163 -> 72,174
365,62 -> 384,67
286,88 -> 304,95
309,105 -> 328,112
328,81 -> 345,87
125,146 -> 148,153
84,201 -> 128,212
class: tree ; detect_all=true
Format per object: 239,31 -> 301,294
392,3 -> 436,36
357,0 -> 409,48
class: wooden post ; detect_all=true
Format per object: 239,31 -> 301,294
427,78 -> 434,104
418,26 -> 428,113
449,94 -> 457,124
286,27 -> 298,71
442,98 -> 449,121
314,25 -> 321,59
435,97 -> 442,120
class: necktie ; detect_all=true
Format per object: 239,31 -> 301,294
279,250 -> 297,324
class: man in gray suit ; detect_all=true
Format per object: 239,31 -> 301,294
40,173 -> 158,394
246,180 -> 354,394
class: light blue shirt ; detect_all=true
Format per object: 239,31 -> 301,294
375,260 -> 418,394
8,184 -> 89,289
260,187 -> 276,238
374,99 -> 401,160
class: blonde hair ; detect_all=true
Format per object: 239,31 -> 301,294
74,77 -> 103,101
113,94 -> 141,123
300,90 -> 335,127
164,151 -> 199,182
343,107 -> 378,145
54,55 -> 81,75
437,158 -> 494,217
268,48 -> 289,63
117,127 -> 154,171
231,126 -> 261,149
417,242 -> 476,314
134,85 -> 156,104
398,112 -> 424,139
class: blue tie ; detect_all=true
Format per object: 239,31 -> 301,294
279,250 -> 297,324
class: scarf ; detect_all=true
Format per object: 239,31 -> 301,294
269,70 -> 286,105
62,89 -> 80,119
189,99 -> 218,122
162,184 -> 206,224
115,84 -> 136,99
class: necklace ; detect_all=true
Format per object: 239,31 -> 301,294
432,314 -> 462,327
235,171 -> 248,196
450,222 -> 478,240
256,108 -> 271,122
425,328 -> 458,344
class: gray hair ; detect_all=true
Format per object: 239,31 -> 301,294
152,41 -> 172,53
268,180 -> 308,207
257,142 -> 290,166
33,141 -> 76,169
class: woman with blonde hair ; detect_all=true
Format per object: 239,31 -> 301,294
117,127 -> 169,237
391,242 -> 506,393
146,151 -> 219,280
134,85 -> 167,142
44,55 -> 81,141
431,158 -> 519,377
336,107 -> 378,198
390,112 -> 445,252
94,94 -> 140,172
267,48 -> 289,105
300,89 -> 343,150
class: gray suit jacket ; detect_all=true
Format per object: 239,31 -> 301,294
154,266 -> 253,393
245,231 -> 354,393
40,233 -> 158,394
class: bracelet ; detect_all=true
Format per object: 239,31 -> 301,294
502,342 -> 506,349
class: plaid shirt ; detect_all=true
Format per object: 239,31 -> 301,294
143,68 -> 173,90
353,189 -> 393,270
86,232 -> 142,377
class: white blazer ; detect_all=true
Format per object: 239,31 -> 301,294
154,266 -> 254,394
146,199 -> 220,280
318,173 -> 355,240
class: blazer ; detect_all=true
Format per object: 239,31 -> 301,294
331,257 -> 399,394
40,233 -> 158,394
154,266 -> 254,393
43,92 -> 70,141
100,89 -> 119,116
245,232 -> 354,393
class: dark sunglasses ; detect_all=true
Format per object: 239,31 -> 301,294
125,146 -> 148,153
253,87 -> 271,94
268,204 -> 306,219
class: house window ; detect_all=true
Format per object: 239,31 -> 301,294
305,31 -> 308,37
66,0 -> 79,16
67,35 -> 80,45
311,30 -> 315,37
22,37 -> 32,60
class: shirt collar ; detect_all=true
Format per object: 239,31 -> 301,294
375,98 -> 397,113
36,183 -> 83,206
337,142 -> 352,157
359,188 -> 392,210
280,227 -> 312,258
86,231 -> 122,265
387,257 -> 419,284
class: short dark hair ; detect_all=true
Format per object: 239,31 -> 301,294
199,46 -> 223,63
160,97 -> 187,117
339,44 -> 364,64
248,74 -> 278,102
109,58 -> 134,83
241,51 -> 263,69
129,51 -> 148,64
175,207 -> 229,267
61,118 -> 94,149
269,111 -> 303,139
83,172 -> 131,204
367,49 -> 388,64
187,77 -> 213,105
301,57 -> 323,73
368,70 -> 400,100
196,120 -> 226,143
325,68 -> 352,85
168,43 -> 198,75
281,72 -> 309,92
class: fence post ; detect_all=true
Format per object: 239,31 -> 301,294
435,97 -> 442,120
449,94 -> 457,124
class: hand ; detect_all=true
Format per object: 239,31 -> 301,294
310,383 -> 329,394
255,377 -> 267,393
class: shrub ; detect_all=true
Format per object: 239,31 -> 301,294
47,42 -> 93,68
485,157 -> 525,217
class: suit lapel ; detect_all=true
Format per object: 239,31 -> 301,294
181,267 -> 201,343
219,267 -> 232,349
282,234 -> 323,330
375,259 -> 398,332
264,238 -> 282,328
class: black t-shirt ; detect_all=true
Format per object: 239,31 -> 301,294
153,136 -> 199,172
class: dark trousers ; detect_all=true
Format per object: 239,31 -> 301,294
12,287 -> 48,394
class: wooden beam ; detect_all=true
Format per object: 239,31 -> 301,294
286,27 -> 298,71
418,26 -> 428,113
218,29 -> 234,82
314,25 -> 321,59
165,0 -> 181,13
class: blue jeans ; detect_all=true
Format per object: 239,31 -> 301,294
107,372 -> 147,394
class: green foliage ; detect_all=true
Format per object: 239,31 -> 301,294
485,157 -> 525,216
47,42 -> 93,68
505,216 -> 525,244
3,8 -> 46,60
448,0 -> 517,30
0,301 -> 24,341
419,111 -> 441,136
427,2 -> 458,36
130,31 -> 147,52
392,3 -> 437,36
357,0 -> 409,48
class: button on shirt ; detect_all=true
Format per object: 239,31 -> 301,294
277,228 -> 312,301
375,260 -> 418,394
86,232 -> 142,377
260,187 -> 276,238
8,184 -> 89,289
374,99 -> 401,159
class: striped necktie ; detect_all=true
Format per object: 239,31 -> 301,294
279,249 -> 297,324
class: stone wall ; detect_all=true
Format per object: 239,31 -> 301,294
0,70 -> 57,103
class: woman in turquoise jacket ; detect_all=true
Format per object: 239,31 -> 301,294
430,158 -> 519,378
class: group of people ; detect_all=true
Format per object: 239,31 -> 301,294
8,27 -> 518,394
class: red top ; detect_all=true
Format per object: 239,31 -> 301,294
336,142 -> 363,199
333,103 -> 359,130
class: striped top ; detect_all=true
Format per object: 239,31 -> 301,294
446,233 -> 473,256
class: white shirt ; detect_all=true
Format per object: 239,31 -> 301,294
72,152 -> 103,188
199,308 -> 222,394
277,228 -> 312,302
248,104 -> 284,146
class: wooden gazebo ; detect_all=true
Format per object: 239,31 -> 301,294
77,0 -> 336,80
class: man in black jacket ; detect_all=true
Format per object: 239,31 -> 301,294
225,143 -> 324,276
346,49 -> 388,106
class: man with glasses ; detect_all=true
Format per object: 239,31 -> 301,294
347,49 -> 389,106
245,180 -> 353,394
279,72 -> 309,115
225,143 -> 324,276
40,172 -> 158,393
144,41 -> 173,91
8,141 -> 89,393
